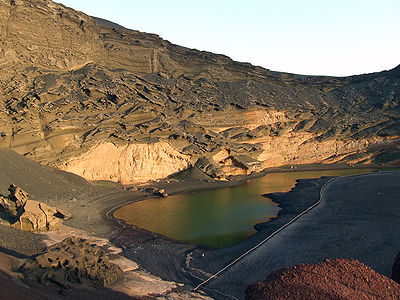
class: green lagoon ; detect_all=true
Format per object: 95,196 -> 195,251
115,168 -> 377,248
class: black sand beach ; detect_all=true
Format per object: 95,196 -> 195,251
195,171 -> 400,299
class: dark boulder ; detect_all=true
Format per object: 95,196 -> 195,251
392,251 -> 400,283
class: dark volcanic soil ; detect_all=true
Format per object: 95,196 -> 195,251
190,171 -> 400,299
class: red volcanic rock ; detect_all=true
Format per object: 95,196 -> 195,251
246,258 -> 400,300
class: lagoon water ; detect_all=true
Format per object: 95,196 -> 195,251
114,169 -> 376,248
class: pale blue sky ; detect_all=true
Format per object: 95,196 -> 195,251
56,0 -> 400,76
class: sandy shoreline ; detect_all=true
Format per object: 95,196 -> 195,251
200,171 -> 400,298
106,174 -> 330,288
102,165 -> 394,286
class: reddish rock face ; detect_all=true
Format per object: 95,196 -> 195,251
246,258 -> 400,300
392,252 -> 400,283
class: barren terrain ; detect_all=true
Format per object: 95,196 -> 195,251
0,1 -> 400,299
0,0 -> 399,184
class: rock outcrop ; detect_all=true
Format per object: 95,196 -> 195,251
0,0 -> 399,183
0,184 -> 70,231
0,184 -> 28,218
246,259 -> 400,300
58,141 -> 190,184
18,200 -> 70,231
148,187 -> 168,198
195,156 -> 225,179
19,237 -> 124,289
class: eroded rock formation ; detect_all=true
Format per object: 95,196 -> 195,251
0,0 -> 399,183
0,183 -> 28,218
245,258 -> 400,300
0,184 -> 70,231
19,237 -> 124,289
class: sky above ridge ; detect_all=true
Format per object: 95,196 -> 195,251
56,0 -> 400,76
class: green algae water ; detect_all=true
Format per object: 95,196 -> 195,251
114,168 -> 377,248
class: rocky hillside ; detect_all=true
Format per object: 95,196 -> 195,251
245,258 -> 400,300
0,0 -> 399,184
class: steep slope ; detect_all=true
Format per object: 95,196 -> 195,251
0,0 -> 399,183
0,148 -> 87,198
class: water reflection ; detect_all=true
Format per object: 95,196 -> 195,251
114,168 -> 375,248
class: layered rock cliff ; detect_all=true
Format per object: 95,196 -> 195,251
58,141 -> 190,184
0,0 -> 399,183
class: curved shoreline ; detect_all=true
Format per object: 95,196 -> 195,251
193,176 -> 337,291
107,165 -> 388,248
201,171 -> 400,299
104,166 -> 397,291
194,170 -> 399,294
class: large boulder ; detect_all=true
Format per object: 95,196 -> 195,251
246,259 -> 400,300
392,252 -> 400,283
8,183 -> 29,207
19,200 -> 71,231
20,237 -> 124,289
0,184 -> 70,231
0,184 -> 28,218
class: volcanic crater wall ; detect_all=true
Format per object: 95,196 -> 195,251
0,0 -> 399,184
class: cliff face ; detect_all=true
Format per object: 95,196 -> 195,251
0,0 -> 399,183
58,141 -> 190,184
0,0 -> 260,76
